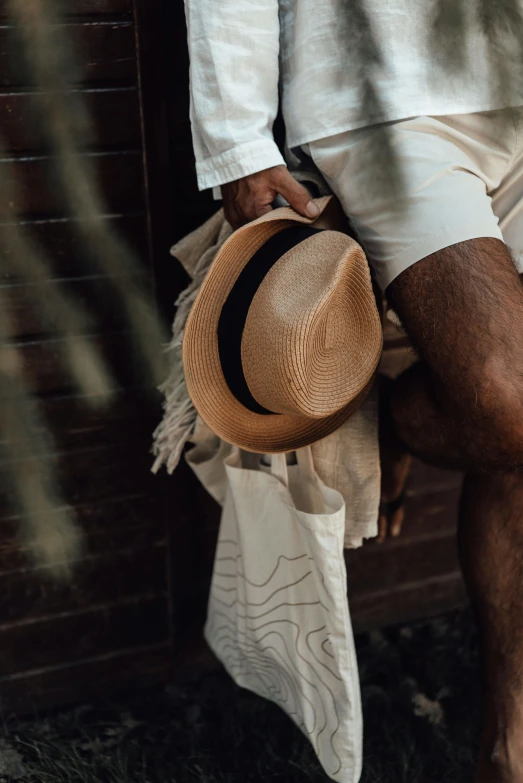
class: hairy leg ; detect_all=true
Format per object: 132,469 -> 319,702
387,238 -> 523,473
459,473 -> 523,783
385,239 -> 523,782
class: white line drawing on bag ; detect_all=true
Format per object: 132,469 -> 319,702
211,624 -> 307,723
212,619 -> 343,771
216,552 -> 312,586
210,623 -> 317,736
247,621 -> 343,766
208,538 -> 346,775
308,555 -> 335,604
306,626 -> 343,681
211,571 -> 325,608
209,613 -> 311,723
214,599 -> 331,621
321,637 -> 335,659
215,546 -> 335,605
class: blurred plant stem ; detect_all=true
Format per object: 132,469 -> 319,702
0,292 -> 82,578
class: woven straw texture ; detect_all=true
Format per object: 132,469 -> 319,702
182,197 -> 382,453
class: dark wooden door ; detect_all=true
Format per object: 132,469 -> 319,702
0,0 -> 185,713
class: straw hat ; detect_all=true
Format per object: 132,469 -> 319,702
182,196 -> 383,453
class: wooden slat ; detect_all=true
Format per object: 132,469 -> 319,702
74,0 -> 133,12
351,572 -> 467,633
0,151 -> 143,218
0,22 -> 136,87
346,531 -> 459,595
14,332 -> 148,394
0,215 -> 149,281
0,391 -> 157,451
400,486 -> 460,539
0,595 -> 169,675
0,644 -> 172,715
0,0 -> 133,17
0,546 -> 167,624
0,87 -> 140,152
0,440 -> 158,519
0,492 -> 166,566
1,274 -> 149,338
408,458 -> 462,495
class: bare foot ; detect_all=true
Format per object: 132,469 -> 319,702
377,373 -> 412,543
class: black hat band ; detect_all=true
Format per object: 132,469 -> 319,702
217,224 -> 322,415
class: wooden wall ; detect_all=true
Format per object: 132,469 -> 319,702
0,0 -> 180,713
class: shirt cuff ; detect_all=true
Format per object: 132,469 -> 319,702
196,138 -> 286,191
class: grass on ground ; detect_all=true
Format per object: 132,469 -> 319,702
0,608 -> 481,783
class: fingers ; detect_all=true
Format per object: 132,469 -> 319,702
221,165 -> 321,231
273,168 -> 320,219
222,167 -> 279,229
224,198 -> 271,231
377,501 -> 406,544
377,511 -> 388,544
390,506 -> 405,538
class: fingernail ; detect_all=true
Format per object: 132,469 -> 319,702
306,200 -> 320,218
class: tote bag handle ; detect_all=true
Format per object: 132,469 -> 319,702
270,453 -> 290,487
270,448 -> 317,487
270,448 -> 324,514
296,446 -> 316,479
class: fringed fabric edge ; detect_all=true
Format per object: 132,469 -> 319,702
151,211 -> 232,474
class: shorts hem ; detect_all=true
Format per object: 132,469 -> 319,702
377,223 -> 505,291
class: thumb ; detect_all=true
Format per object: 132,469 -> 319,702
273,170 -> 321,219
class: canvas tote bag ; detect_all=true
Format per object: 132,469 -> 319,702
204,446 -> 363,783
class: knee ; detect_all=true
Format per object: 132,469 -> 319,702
457,379 -> 523,473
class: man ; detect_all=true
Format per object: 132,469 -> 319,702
183,1 -> 523,780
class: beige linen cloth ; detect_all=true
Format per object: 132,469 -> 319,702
152,172 -> 380,548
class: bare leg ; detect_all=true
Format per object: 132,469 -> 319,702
385,239 -> 523,782
460,473 -> 523,782
378,373 -> 412,541
387,239 -> 523,473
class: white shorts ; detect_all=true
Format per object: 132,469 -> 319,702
301,108 -> 523,291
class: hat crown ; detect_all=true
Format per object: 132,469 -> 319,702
241,230 -> 374,419
182,196 -> 383,453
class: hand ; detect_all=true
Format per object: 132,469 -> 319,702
221,165 -> 320,230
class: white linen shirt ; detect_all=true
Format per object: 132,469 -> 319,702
185,0 -> 523,192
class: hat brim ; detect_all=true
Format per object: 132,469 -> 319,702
183,197 -> 382,453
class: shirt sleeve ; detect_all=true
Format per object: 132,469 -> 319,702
184,0 -> 286,191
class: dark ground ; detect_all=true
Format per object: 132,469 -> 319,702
0,608 -> 481,783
